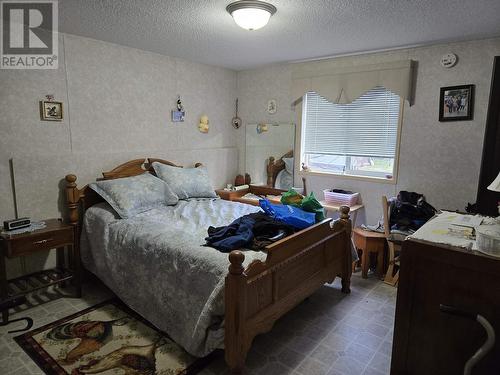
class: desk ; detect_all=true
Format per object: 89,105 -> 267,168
319,201 -> 364,227
392,218 -> 500,374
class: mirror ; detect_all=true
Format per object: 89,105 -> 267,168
245,123 -> 295,190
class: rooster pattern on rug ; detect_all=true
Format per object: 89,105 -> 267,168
29,303 -> 196,375
70,337 -> 167,375
45,316 -> 130,364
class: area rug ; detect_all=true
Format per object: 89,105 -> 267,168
14,299 -> 216,375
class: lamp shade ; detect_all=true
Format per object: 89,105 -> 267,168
488,172 -> 500,192
226,1 -> 277,31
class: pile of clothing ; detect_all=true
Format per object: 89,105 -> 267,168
389,191 -> 437,232
205,212 -> 295,253
362,190 -> 437,238
205,190 -> 325,253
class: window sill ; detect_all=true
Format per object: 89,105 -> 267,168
299,169 -> 397,185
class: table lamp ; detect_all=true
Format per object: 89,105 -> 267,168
487,171 -> 500,215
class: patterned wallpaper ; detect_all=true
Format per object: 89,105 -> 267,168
0,34 -> 240,278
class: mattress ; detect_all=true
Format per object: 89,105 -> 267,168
80,198 -> 264,357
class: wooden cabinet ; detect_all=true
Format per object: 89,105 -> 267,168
476,56 -> 500,216
391,238 -> 500,374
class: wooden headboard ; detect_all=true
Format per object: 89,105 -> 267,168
65,158 -> 202,229
266,150 -> 293,187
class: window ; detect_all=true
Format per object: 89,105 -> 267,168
300,86 -> 402,180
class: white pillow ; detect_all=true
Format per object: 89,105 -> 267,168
89,173 -> 178,219
152,162 -> 217,199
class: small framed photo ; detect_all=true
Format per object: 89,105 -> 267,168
171,110 -> 185,122
40,101 -> 63,121
439,84 -> 474,122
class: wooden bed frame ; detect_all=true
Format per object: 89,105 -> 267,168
64,157 -> 352,374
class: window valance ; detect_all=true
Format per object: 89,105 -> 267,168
292,60 -> 415,105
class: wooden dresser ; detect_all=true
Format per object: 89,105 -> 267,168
392,235 -> 500,374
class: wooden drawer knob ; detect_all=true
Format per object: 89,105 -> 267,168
33,238 -> 53,245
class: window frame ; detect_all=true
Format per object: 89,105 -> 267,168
296,91 -> 405,185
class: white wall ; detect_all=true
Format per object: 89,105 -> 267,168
0,34 -> 240,278
237,38 -> 500,225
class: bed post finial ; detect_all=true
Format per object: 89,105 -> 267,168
332,205 -> 351,231
339,205 -> 351,235
65,174 -> 80,226
229,250 -> 245,275
339,205 -> 350,221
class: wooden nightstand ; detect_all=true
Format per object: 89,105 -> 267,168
215,188 -> 249,201
0,219 -> 81,322
216,186 -> 285,206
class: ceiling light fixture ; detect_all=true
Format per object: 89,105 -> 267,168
226,1 -> 277,31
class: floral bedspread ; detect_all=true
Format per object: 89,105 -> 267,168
80,198 -> 263,357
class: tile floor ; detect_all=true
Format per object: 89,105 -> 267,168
0,272 -> 396,375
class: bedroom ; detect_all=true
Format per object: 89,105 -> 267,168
0,0 -> 500,374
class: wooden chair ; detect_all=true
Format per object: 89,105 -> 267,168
382,196 -> 402,286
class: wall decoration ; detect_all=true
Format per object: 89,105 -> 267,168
39,95 -> 63,121
440,53 -> 458,68
198,115 -> 209,133
171,96 -> 185,122
439,84 -> 474,122
267,99 -> 277,114
231,98 -> 242,129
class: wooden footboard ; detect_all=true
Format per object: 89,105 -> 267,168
225,207 -> 352,373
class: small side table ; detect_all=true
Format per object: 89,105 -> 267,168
352,227 -> 386,279
0,219 -> 81,323
319,201 -> 364,227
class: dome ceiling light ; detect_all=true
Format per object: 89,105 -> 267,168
226,1 -> 277,31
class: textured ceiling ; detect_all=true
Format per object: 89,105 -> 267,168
59,0 -> 500,71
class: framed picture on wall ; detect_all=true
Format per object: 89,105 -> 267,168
439,84 -> 474,122
40,101 -> 63,121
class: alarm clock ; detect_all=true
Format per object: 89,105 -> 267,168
441,53 -> 457,68
4,217 -> 31,231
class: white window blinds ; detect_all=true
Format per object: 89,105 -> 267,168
303,86 -> 401,159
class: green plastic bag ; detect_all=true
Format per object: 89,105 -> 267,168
280,189 -> 325,222
280,189 -> 303,207
301,192 -> 325,222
